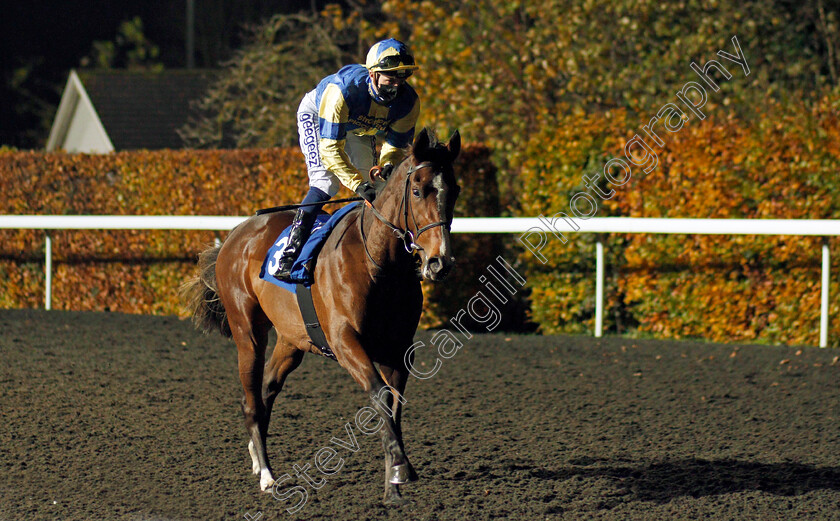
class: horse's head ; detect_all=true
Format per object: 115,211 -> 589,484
374,128 -> 461,281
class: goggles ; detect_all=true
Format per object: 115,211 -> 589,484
372,54 -> 416,77
381,68 -> 414,79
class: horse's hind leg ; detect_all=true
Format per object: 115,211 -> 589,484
378,364 -> 415,505
246,340 -> 303,478
253,339 -> 305,467
230,313 -> 275,491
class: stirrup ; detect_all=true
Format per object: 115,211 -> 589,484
274,243 -> 301,281
274,270 -> 295,283
274,257 -> 296,282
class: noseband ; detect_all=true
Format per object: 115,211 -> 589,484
360,161 -> 451,267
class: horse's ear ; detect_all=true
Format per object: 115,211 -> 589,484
413,128 -> 431,158
448,130 -> 461,161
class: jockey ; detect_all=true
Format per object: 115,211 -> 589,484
274,38 -> 421,282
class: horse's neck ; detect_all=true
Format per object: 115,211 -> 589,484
377,169 -> 409,223
359,170 -> 413,271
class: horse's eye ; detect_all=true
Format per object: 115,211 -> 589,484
412,188 -> 421,198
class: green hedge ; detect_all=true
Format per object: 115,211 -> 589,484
516,95 -> 840,346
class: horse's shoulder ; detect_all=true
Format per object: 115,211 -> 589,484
330,205 -> 362,240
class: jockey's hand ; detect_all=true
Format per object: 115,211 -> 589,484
355,181 -> 377,203
369,162 -> 395,183
381,162 -> 395,180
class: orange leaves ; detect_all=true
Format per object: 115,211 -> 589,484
0,148 -> 311,315
0,145 -> 495,318
516,94 -> 840,345
320,4 -> 358,32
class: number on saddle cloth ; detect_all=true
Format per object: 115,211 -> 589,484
259,202 -> 362,291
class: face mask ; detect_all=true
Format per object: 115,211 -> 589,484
377,83 -> 399,104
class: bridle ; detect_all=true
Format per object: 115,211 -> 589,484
359,161 -> 452,270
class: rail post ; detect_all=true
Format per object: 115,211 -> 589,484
820,241 -> 829,348
595,240 -> 604,338
45,232 -> 52,310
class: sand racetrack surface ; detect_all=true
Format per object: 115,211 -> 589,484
1,309 -> 839,521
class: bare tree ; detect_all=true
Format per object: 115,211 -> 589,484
179,8 -> 375,149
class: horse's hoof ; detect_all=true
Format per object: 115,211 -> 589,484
389,464 -> 417,484
383,494 -> 411,507
259,470 -> 276,492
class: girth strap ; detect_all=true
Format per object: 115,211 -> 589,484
295,284 -> 336,360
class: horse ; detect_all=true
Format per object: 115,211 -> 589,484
182,128 -> 461,506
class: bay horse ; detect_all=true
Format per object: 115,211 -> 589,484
182,128 -> 460,505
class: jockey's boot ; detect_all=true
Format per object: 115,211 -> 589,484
274,208 -> 317,282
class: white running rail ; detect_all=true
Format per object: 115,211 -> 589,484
0,215 -> 837,347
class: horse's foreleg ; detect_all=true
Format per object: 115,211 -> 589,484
339,334 -> 415,505
378,364 -> 415,505
232,322 -> 274,491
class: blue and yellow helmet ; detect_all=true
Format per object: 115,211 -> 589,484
365,39 -> 419,79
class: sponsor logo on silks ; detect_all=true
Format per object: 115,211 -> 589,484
299,113 -> 321,169
349,114 -> 389,132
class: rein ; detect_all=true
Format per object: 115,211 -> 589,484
360,161 -> 450,270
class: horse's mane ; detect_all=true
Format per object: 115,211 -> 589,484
344,127 -> 456,221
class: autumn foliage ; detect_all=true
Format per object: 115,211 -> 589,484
517,94 -> 840,346
5,1 -> 840,346
366,0 -> 840,345
0,148 -> 305,313
0,145 -> 498,327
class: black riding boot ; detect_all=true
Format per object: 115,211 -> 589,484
274,208 -> 317,282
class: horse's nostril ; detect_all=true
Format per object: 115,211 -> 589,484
427,257 -> 453,279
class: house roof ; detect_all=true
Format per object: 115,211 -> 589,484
78,69 -> 214,150
47,69 -> 215,152
46,70 -> 113,153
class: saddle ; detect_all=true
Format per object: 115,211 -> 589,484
259,202 -> 361,360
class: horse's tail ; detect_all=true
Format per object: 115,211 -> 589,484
180,243 -> 232,338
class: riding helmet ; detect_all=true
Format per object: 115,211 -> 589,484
365,39 -> 419,79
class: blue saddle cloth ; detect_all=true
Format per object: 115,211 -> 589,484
259,202 -> 361,292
